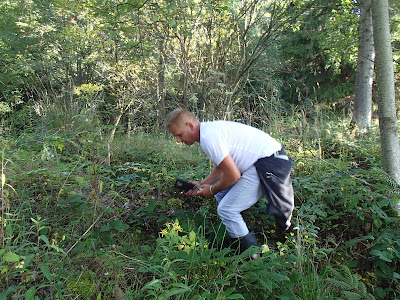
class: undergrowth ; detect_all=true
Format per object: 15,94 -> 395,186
0,108 -> 399,299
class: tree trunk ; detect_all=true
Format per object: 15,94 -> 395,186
157,35 -> 166,121
107,110 -> 123,166
372,0 -> 400,214
353,0 -> 374,129
107,99 -> 133,165
127,107 -> 133,137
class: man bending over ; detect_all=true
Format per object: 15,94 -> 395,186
165,109 -> 294,258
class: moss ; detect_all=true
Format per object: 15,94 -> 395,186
66,271 -> 96,299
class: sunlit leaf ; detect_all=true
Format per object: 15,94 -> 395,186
2,252 -> 19,263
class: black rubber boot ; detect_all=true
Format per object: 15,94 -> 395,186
239,231 -> 260,260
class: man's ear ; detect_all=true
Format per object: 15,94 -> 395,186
186,121 -> 194,129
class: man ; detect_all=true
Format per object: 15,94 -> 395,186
165,108 -> 294,257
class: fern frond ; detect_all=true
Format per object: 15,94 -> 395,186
372,167 -> 400,190
327,264 -> 357,285
326,265 -> 376,300
358,280 -> 367,295
342,290 -> 362,300
327,277 -> 355,291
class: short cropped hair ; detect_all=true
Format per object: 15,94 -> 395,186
164,108 -> 196,129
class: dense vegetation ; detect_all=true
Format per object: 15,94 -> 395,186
1,0 -> 400,299
1,105 -> 400,299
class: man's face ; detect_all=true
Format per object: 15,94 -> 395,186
169,122 -> 196,146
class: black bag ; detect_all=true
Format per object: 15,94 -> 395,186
254,151 -> 294,230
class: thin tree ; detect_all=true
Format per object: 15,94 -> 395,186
353,0 -> 374,129
372,0 -> 400,214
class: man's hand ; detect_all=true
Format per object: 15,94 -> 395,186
194,184 -> 214,198
185,181 -> 201,196
185,184 -> 213,198
184,182 -> 214,198
185,154 -> 241,198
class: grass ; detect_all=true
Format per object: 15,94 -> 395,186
0,104 -> 399,299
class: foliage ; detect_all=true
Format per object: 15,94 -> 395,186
0,0 -> 400,298
1,103 -> 400,299
278,0 -> 359,105
2,0 -> 395,132
326,264 -> 375,300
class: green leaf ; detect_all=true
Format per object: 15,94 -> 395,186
378,197 -> 390,207
221,287 -> 245,299
373,206 -> 388,219
142,279 -> 162,290
373,218 -> 383,228
348,196 -> 358,210
169,20 -> 177,28
215,279 -> 231,286
268,272 -> 290,282
164,283 -> 191,297
227,295 -> 245,299
39,226 -> 50,235
39,263 -> 52,281
370,249 -> 392,262
223,287 -> 236,295
100,234 -> 115,245
25,286 -> 36,300
2,252 -> 19,263
374,287 -> 386,298
110,220 -> 129,231
101,220 -> 129,232
289,272 -> 302,282
189,231 -> 196,242
57,194 -> 82,205
39,235 -> 50,245
100,225 -> 112,232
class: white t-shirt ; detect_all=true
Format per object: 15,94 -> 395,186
200,121 -> 281,173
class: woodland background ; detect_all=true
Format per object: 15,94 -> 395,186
1,0 -> 400,299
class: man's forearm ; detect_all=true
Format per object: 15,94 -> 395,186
201,167 -> 223,185
195,155 -> 241,198
200,166 -> 240,195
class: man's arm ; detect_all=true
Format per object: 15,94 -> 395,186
196,154 -> 241,198
200,167 -> 223,186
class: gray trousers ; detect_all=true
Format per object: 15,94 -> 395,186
214,166 -> 264,238
215,150 -> 294,238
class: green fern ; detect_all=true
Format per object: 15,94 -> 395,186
372,167 -> 400,195
342,290 -> 370,300
326,265 -> 375,300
